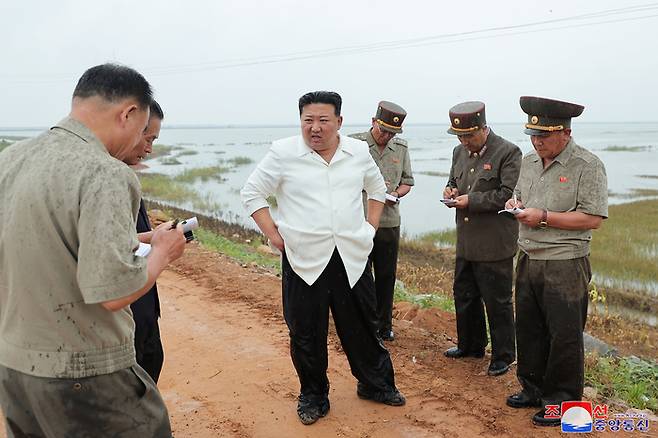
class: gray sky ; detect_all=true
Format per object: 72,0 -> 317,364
1,0 -> 657,127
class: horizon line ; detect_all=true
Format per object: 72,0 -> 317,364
1,120 -> 657,131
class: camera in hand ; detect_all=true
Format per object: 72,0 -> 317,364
180,217 -> 199,242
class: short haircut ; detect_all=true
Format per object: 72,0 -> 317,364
150,100 -> 164,120
298,91 -> 342,116
73,63 -> 153,109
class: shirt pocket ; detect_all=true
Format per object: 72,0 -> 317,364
547,182 -> 577,212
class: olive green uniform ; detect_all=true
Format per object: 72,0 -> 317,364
350,130 -> 414,335
447,130 -> 522,363
514,138 -> 608,406
0,118 -> 171,437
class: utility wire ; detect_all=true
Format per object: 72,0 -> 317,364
3,3 -> 658,83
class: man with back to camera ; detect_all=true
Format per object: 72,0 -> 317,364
442,101 -> 521,377
123,100 -> 167,383
0,64 -> 186,437
349,101 -> 414,342
241,91 -> 405,426
505,96 -> 608,427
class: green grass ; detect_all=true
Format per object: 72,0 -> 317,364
222,156 -> 254,166
585,354 -> 658,412
609,188 -> 658,199
601,145 -> 652,152
195,228 -> 281,272
414,228 -> 457,247
176,149 -> 199,157
147,144 -> 178,160
0,140 -> 11,153
174,166 -> 231,183
394,281 -> 455,312
416,171 -> 450,178
161,157 -> 182,165
138,173 -> 197,201
591,199 -> 658,287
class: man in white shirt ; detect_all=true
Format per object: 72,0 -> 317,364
241,91 -> 405,426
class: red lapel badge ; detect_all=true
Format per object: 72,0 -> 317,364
559,176 -> 568,183
483,163 -> 492,170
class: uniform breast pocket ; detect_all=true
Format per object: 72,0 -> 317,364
548,183 -> 577,212
475,173 -> 500,191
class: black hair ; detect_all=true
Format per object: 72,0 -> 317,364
150,100 -> 164,120
298,91 -> 342,116
73,63 -> 153,109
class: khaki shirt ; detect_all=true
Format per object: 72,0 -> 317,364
349,131 -> 414,227
0,117 -> 147,378
447,130 -> 522,261
515,138 -> 608,260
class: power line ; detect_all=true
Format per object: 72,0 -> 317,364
4,3 -> 658,83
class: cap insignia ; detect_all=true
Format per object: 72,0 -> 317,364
454,118 -> 461,125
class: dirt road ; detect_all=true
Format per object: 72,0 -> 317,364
1,243 -> 625,437
158,244 -> 578,437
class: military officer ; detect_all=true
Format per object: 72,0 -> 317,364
350,101 -> 415,341
505,96 -> 608,427
442,101 -> 521,377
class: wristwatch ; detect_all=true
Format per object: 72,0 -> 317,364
538,209 -> 548,229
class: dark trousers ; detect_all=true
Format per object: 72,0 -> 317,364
282,249 -> 397,407
515,253 -> 590,406
453,257 -> 516,364
369,226 -> 400,334
134,319 -> 164,384
0,364 -> 171,438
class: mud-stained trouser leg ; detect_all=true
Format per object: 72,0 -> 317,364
328,250 -> 397,393
282,252 -> 331,407
515,253 -> 590,405
0,364 -> 171,438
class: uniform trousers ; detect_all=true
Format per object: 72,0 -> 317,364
453,256 -> 516,364
515,252 -> 591,405
369,226 -> 400,335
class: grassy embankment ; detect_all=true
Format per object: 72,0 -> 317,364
145,199 -> 658,413
139,144 -> 253,212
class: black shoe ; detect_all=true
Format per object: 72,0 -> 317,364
379,330 -> 394,341
297,397 -> 330,425
487,360 -> 511,376
506,392 -> 541,409
357,382 -> 406,406
532,408 -> 561,427
444,347 -> 485,359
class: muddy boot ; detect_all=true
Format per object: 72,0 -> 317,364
356,382 -> 406,406
296,396 -> 330,425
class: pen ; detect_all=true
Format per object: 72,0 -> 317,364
513,192 -> 517,206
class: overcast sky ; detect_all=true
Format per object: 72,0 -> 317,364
2,0 -> 657,127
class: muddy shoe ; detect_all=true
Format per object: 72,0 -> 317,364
506,391 -> 541,408
357,382 -> 406,406
379,329 -> 395,341
296,398 -> 330,425
532,408 -> 561,427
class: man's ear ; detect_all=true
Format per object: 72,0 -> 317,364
337,115 -> 343,130
119,104 -> 139,126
